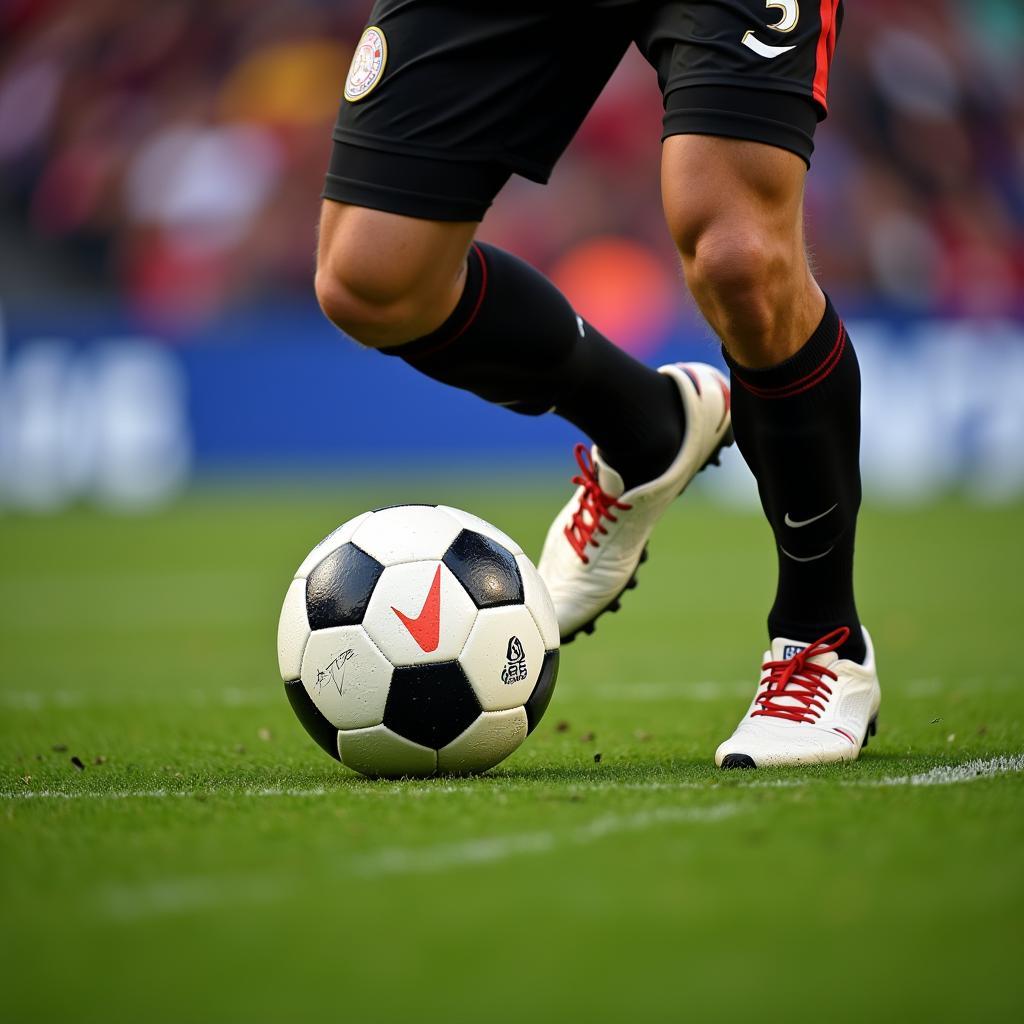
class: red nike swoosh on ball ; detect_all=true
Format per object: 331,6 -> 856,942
392,565 -> 442,653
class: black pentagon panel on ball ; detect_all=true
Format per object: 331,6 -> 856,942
525,649 -> 560,734
306,542 -> 384,630
284,681 -> 341,761
442,530 -> 524,609
384,662 -> 482,749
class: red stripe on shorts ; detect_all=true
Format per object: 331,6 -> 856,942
812,0 -> 841,112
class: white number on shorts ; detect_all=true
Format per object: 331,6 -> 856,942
742,0 -> 799,59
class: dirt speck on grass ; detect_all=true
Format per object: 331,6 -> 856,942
70,756 -> 85,771
258,728 -> 272,742
579,731 -> 595,743
554,721 -> 570,733
593,752 -> 602,764
52,744 -> 68,753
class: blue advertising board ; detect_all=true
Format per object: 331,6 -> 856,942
2,299 -> 1023,509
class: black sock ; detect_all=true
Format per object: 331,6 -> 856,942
381,242 -> 685,490
723,298 -> 866,663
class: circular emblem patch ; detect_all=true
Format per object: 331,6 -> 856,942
344,26 -> 387,102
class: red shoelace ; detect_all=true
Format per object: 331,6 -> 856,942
563,443 -> 632,564
751,626 -> 851,724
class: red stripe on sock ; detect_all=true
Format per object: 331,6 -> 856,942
447,243 -> 488,345
812,0 -> 840,112
734,323 -> 846,400
400,243 -> 488,359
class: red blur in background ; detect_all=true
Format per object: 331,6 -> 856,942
1,0 -> 1022,334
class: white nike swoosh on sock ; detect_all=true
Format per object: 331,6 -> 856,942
779,543 -> 835,563
784,504 -> 838,529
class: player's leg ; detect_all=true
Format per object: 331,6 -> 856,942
662,133 -> 878,768
317,3 -> 733,643
315,5 -> 688,489
316,199 -> 689,485
318,209 -> 734,640
642,0 -> 879,765
663,133 -> 861,649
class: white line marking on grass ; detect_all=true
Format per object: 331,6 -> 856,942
2,675 -> 1014,711
5,755 -> 1023,803
78,758 -> 1024,917
869,754 -> 1024,787
354,804 -> 742,877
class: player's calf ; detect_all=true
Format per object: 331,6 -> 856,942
320,232 -> 689,494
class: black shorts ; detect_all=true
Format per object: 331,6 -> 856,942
325,0 -> 843,221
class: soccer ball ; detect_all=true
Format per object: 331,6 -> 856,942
277,504 -> 560,778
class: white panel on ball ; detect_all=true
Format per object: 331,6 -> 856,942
295,510 -> 374,578
350,505 -> 463,566
437,506 -> 523,556
437,707 -> 528,774
300,625 -> 393,730
363,561 -> 477,667
459,604 -> 544,712
277,578 -> 311,682
339,724 -> 437,778
515,553 -> 559,650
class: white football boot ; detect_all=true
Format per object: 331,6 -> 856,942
715,627 -> 881,769
538,362 -> 732,643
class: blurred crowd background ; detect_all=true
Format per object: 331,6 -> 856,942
2,0 -> 1022,333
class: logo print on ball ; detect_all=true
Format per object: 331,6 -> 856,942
502,636 -> 528,685
344,26 -> 387,102
315,649 -> 355,697
392,565 -> 442,653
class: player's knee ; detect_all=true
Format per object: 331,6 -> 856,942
687,226 -> 782,306
683,224 -> 795,356
314,257 -> 426,349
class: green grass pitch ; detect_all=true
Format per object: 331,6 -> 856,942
2,482 -> 1022,1022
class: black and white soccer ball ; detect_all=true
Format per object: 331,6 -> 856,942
277,505 -> 560,778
